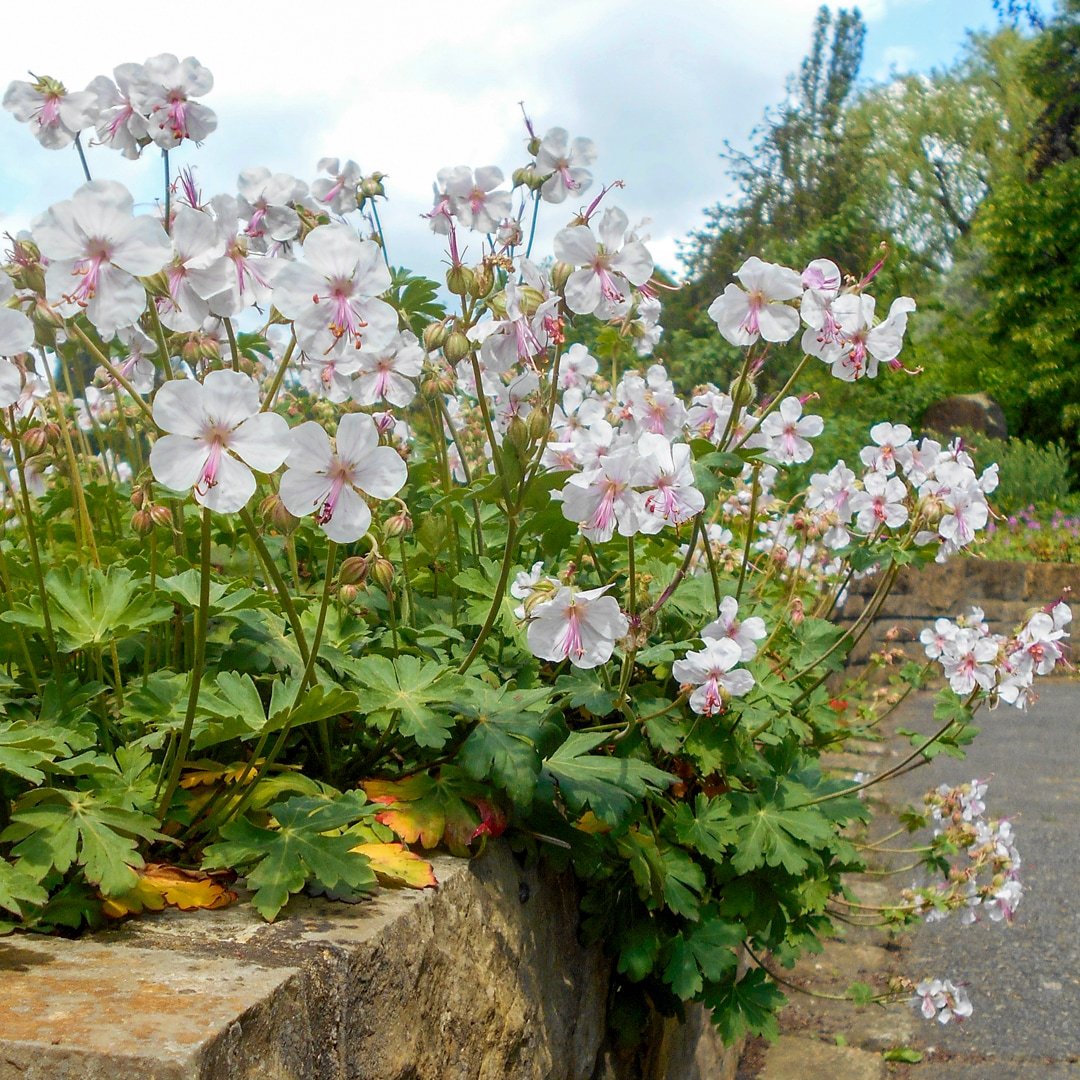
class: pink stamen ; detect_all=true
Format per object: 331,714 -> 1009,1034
589,479 -> 621,534
196,440 -> 224,495
320,178 -> 345,205
37,95 -> 62,129
554,604 -> 585,661
65,246 -> 110,306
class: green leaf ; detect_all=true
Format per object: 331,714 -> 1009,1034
882,1047 -> 923,1063
556,670 -> 618,718
456,685 -> 548,806
616,919 -> 663,982
728,788 -> 834,876
157,571 -> 272,616
352,655 -> 464,748
1,566 -> 171,653
0,720 -> 77,784
663,910 -> 744,998
543,732 -> 673,826
660,845 -> 706,918
202,791 -> 378,921
669,794 -> 739,864
847,981 -> 875,1005
703,968 -> 786,1043
2,788 -> 166,896
0,858 -> 48,918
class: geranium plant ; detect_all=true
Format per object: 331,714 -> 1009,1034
0,56 -> 1069,1048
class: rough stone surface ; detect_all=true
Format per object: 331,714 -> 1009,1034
0,845 -> 741,1079
755,1039 -> 884,1080
922,393 -> 1008,440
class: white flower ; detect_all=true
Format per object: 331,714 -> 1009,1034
34,180 -> 171,338
237,167 -> 305,244
3,76 -> 100,149
272,224 -> 395,356
149,370 -> 290,513
554,208 -> 653,316
753,397 -> 823,464
536,127 -> 596,204
0,275 -> 35,412
702,596 -> 767,662
130,53 -> 216,148
674,638 -> 755,716
278,413 -> 407,543
526,584 -> 628,669
89,65 -> 149,159
351,332 -> 424,408
850,472 -> 909,532
446,166 -> 512,234
638,433 -> 705,527
560,448 -> 654,543
707,257 -> 802,347
312,158 -> 362,215
913,979 -> 972,1024
157,206 -> 230,332
860,422 -> 913,475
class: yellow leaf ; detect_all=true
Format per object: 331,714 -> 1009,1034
180,760 -> 265,789
574,810 -> 613,835
350,842 -> 438,889
101,862 -> 238,919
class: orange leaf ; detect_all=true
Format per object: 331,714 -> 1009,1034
101,862 -> 238,919
350,842 -> 437,889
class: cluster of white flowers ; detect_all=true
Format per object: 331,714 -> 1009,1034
920,601 -> 1071,707
4,55 -> 216,154
914,978 -> 973,1025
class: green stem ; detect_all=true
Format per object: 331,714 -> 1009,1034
74,133 -> 92,182
734,465 -> 761,603
370,200 -> 391,270
261,335 -> 297,411
156,507 -> 212,821
145,296 -> 175,381
457,515 -> 519,674
223,318 -> 241,372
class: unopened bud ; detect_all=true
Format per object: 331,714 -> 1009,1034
21,426 -> 48,456
446,264 -> 475,297
550,261 -> 573,292
728,375 -> 757,409
422,321 -> 448,352
359,172 -> 386,200
527,136 -> 542,157
372,557 -> 395,592
339,582 -> 359,604
130,509 -> 154,536
443,330 -> 471,364
527,408 -> 550,442
384,509 -> 412,537
339,555 -> 369,586
31,296 -> 64,330
260,492 -> 299,534
141,270 -> 170,299
130,487 -> 146,510
504,416 -> 529,454
43,423 -> 62,446
149,504 -> 174,529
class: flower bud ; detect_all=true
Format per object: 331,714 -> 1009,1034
130,509 -> 154,536
446,264 -> 475,297
550,261 -> 573,293
442,330 -> 471,364
260,492 -> 299,534
339,582 -> 359,604
527,136 -> 542,157
372,557 -> 395,592
141,270 -> 170,299
339,555 -> 370,586
359,172 -> 386,200
31,296 -> 64,330
130,487 -> 146,510
504,416 -> 529,455
21,426 -> 49,456
422,321 -> 448,352
728,375 -> 757,409
384,508 -> 412,537
149,504 -> 174,529
527,408 -> 550,443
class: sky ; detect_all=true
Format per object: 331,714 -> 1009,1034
0,1 -> 1029,282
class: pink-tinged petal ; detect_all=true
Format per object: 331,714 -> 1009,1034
150,433 -> 208,492
186,258 -> 233,303
0,359 -> 23,408
196,452 -> 255,514
611,241 -> 653,287
321,483 -> 372,544
230,411 -> 290,473
170,207 -> 224,269
0,308 -> 33,356
279,465 -> 333,519
85,269 -> 146,338
720,669 -> 755,697
335,412 -> 378,465
564,269 -> 603,315
553,226 -> 597,266
355,297 -> 398,349
473,165 -> 504,192
352,444 -> 408,500
707,285 -> 754,346
285,420 -> 333,473
152,377 -> 205,436
31,206 -> 85,262
110,214 -> 172,276
202,369 -> 261,429
383,372 -> 417,407
302,224 -> 364,280
598,207 -> 629,252
756,303 -> 800,343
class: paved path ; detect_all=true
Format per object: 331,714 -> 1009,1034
740,679 -> 1080,1078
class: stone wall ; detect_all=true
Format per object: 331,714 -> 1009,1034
0,844 -> 741,1080
841,559 -> 1078,664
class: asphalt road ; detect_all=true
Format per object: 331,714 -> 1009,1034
889,680 -> 1080,1076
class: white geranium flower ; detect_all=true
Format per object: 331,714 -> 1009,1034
33,180 -> 171,337
131,53 -> 216,149
707,257 -> 802,347
526,584 -> 628,669
149,369 -> 289,513
673,637 -> 755,716
536,127 -> 596,204
278,413 -> 407,543
3,76 -> 100,149
702,596 -> 767,662
312,158 -> 362,215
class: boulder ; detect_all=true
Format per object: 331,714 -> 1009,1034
922,393 -> 1008,441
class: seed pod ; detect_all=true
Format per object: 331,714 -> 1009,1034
550,261 -> 573,293
21,426 -> 49,456
339,583 -> 359,604
422,321 -> 448,352
504,416 -> 529,455
446,264 -> 475,297
527,408 -> 549,443
148,504 -> 173,529
384,509 -> 413,538
728,375 -> 757,409
469,262 -> 494,299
